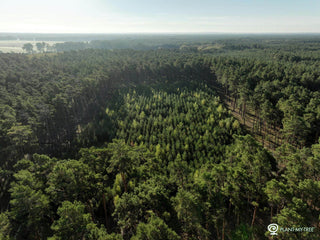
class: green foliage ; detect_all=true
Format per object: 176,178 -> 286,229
114,89 -> 240,169
131,215 -> 180,240
1,36 -> 320,239
113,193 -> 142,238
172,189 -> 209,239
231,224 -> 252,240
9,169 -> 51,239
105,233 -> 123,240
46,159 -> 96,203
22,43 -> 33,53
50,200 -> 107,240
35,42 -> 46,52
0,212 -> 11,240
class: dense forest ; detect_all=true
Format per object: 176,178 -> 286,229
0,35 -> 320,239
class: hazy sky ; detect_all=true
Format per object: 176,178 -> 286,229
0,0 -> 319,33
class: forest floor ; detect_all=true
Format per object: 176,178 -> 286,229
224,98 -> 281,153
211,85 -> 282,154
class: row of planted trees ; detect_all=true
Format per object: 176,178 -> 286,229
2,87 -> 320,239
0,50 -> 214,211
1,39 -> 320,239
211,56 -> 320,149
0,88 -> 265,239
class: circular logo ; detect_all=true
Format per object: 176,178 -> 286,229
268,223 -> 279,235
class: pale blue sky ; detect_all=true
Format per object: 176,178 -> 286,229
0,0 -> 319,33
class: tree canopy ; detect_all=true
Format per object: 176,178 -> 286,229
1,35 -> 320,239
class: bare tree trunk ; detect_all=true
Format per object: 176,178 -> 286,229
251,205 -> 257,227
216,225 -> 220,240
252,115 -> 255,132
222,218 -> 225,240
237,212 -> 240,225
87,201 -> 95,222
121,172 -> 127,192
103,193 -> 108,229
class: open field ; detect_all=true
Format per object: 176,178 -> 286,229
0,40 -> 63,53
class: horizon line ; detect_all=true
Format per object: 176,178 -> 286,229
1,32 -> 320,35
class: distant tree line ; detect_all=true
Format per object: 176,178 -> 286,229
0,36 -> 319,239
